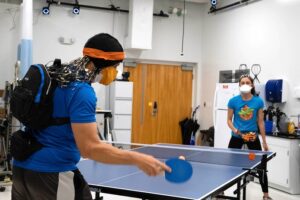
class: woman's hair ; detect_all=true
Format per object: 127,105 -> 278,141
238,74 -> 257,96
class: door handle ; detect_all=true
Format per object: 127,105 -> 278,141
152,101 -> 158,116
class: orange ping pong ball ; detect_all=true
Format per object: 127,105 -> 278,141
248,152 -> 256,160
178,155 -> 186,160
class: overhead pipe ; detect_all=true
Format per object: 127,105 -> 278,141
46,0 -> 168,17
19,0 -> 33,78
208,0 -> 261,14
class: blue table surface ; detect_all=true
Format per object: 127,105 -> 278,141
77,145 -> 274,199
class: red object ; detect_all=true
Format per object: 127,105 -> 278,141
248,152 -> 256,160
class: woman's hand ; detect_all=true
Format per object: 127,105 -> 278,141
262,142 -> 269,151
233,129 -> 240,135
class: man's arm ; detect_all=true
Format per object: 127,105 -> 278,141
72,122 -> 171,176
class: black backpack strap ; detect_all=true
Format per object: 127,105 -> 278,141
50,117 -> 70,126
48,79 -> 70,126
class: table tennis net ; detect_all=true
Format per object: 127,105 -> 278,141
133,145 -> 267,169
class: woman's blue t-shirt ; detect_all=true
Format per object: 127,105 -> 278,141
228,95 -> 264,138
13,82 -> 97,172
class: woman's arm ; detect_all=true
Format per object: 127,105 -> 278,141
257,109 -> 269,151
72,122 -> 171,176
227,108 -> 240,135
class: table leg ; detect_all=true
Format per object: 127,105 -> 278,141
243,177 -> 246,200
94,192 -> 103,200
236,179 -> 241,199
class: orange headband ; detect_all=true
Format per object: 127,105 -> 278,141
83,47 -> 125,61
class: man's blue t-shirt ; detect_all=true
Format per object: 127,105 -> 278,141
13,82 -> 97,172
228,95 -> 264,138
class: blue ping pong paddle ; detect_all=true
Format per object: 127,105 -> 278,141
165,158 -> 193,183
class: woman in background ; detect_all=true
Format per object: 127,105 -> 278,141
227,74 -> 272,200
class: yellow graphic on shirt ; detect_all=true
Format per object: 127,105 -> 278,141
238,105 -> 254,120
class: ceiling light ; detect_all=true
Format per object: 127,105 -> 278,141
211,0 -> 217,6
42,6 -> 50,15
72,6 -> 80,14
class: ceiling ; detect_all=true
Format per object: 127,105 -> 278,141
186,0 -> 209,3
0,0 -> 21,4
0,0 -> 210,5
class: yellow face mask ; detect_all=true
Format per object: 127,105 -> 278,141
99,66 -> 118,85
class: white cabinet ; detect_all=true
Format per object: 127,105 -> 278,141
113,115 -> 132,129
114,130 -> 132,143
267,140 -> 290,188
262,136 -> 300,194
109,81 -> 133,143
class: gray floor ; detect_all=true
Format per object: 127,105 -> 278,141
1,182 -> 300,200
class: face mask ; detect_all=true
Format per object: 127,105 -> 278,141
99,66 -> 118,85
239,84 -> 252,94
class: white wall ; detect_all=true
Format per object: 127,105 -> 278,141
200,0 -> 300,129
4,0 -> 299,132
32,0 -> 128,65
0,3 -> 20,88
0,0 -> 204,113
128,0 -> 203,63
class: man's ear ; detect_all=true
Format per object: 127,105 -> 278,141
85,60 -> 95,71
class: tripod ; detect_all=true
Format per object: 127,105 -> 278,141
0,119 -> 12,192
0,82 -> 14,192
96,110 -> 116,142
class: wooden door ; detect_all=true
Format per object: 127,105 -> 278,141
124,63 -> 193,144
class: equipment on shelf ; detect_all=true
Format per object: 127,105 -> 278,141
0,81 -> 14,192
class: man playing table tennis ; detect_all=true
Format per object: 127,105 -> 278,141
227,74 -> 272,200
12,33 -> 171,200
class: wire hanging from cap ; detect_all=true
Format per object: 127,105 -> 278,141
47,56 -> 97,87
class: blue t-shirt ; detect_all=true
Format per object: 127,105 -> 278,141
13,82 -> 97,172
228,95 -> 264,138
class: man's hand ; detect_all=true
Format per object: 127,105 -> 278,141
133,152 -> 171,176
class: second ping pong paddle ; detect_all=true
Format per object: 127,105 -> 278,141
165,158 -> 193,183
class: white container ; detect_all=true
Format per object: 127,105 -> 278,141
294,86 -> 300,98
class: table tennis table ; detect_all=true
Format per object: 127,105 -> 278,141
77,143 -> 275,200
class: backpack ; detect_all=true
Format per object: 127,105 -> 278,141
10,60 -> 69,130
